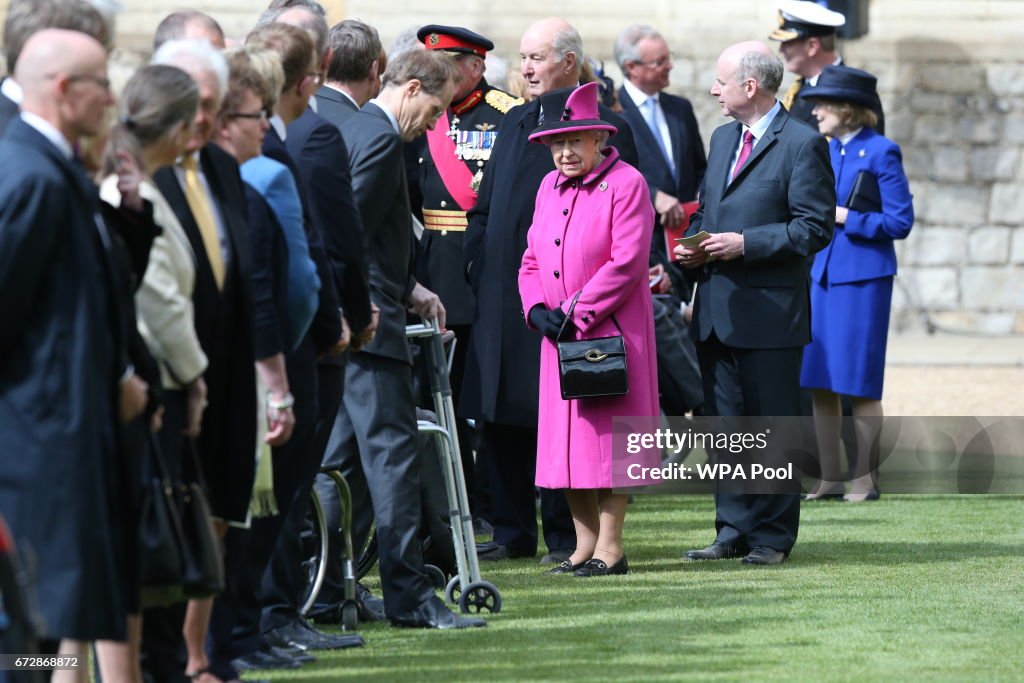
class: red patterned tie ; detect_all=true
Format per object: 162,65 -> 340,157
732,130 -> 755,180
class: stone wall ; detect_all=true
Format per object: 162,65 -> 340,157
1,0 -> 1020,334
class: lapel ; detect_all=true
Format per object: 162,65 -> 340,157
723,107 -> 787,197
619,86 -> 674,178
154,155 -> 216,293
662,96 -> 686,173
710,122 -> 742,199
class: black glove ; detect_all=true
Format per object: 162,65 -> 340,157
529,304 -> 567,341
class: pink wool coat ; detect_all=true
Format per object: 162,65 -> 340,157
519,148 -> 661,489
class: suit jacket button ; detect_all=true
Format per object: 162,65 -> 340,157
441,229 -> 448,236
582,316 -> 590,323
440,200 -> 447,208
562,208 -> 569,215
555,238 -> 561,246
554,270 -> 560,279
418,157 -> 424,164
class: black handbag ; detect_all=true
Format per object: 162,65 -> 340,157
138,433 -> 187,587
845,170 -> 882,213
178,441 -> 225,597
556,291 -> 629,400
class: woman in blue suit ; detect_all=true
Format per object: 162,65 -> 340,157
798,66 -> 914,502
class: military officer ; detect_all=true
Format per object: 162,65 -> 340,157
769,0 -> 885,134
412,24 -> 523,527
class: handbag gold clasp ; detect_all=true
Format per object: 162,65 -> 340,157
584,349 -> 608,362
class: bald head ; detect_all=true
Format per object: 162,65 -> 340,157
17,29 -> 112,140
519,17 -> 582,98
711,41 -> 784,124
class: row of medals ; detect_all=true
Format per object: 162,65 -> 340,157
448,116 -> 492,194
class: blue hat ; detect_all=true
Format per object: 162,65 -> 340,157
798,64 -> 880,110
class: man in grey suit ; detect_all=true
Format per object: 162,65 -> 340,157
336,48 -> 485,629
674,42 -> 835,566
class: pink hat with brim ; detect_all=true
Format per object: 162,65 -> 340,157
528,81 -> 618,143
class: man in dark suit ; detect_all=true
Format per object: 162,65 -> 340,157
219,20 -> 360,661
462,17 -> 638,564
674,41 -> 835,565
0,0 -> 113,134
771,0 -> 885,135
0,27 -> 127,657
615,24 -> 706,229
312,16 -> 390,622
338,48 -> 485,629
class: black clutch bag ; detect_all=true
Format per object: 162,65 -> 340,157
845,170 -> 882,213
556,291 -> 629,400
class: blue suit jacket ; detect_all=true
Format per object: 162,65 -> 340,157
618,87 -> 706,204
811,128 -> 914,286
687,106 -> 835,349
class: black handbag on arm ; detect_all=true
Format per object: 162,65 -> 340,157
178,440 -> 225,597
556,291 -> 629,400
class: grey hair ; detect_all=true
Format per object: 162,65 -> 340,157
388,25 -> 422,61
613,24 -> 661,71
261,1 -> 329,57
735,50 -> 784,94
152,38 -> 230,105
551,23 -> 583,75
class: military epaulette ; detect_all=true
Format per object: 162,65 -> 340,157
485,89 -> 524,114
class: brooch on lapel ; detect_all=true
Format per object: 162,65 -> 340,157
599,181 -> 608,191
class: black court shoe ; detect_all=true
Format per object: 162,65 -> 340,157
547,558 -> 588,574
573,556 -> 628,577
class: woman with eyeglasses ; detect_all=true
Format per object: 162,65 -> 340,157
98,63 -> 204,683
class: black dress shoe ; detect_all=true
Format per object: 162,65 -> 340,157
231,647 -> 302,671
573,556 -> 628,577
684,542 -> 743,561
269,645 -> 316,663
539,549 -> 573,565
547,558 -> 587,574
741,546 -> 786,565
477,541 -> 533,561
264,619 -> 365,651
390,595 -> 487,629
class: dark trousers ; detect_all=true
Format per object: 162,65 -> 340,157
206,389 -> 318,667
322,352 -> 434,617
698,332 -> 802,554
480,422 -> 575,556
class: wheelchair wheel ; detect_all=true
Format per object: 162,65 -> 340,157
298,489 -> 329,615
355,529 -> 378,580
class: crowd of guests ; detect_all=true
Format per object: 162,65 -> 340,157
0,0 -> 914,680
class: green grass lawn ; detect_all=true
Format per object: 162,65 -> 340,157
263,495 -> 1024,682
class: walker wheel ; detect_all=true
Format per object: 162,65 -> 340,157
458,580 -> 502,614
424,563 -> 446,590
444,576 -> 461,605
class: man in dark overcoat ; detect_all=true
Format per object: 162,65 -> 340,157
462,17 -> 639,563
0,28 -> 126,650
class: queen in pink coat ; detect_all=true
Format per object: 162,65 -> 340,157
518,82 -> 660,578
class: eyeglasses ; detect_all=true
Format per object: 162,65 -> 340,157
227,109 -> 271,122
634,54 -> 675,69
48,73 -> 112,91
